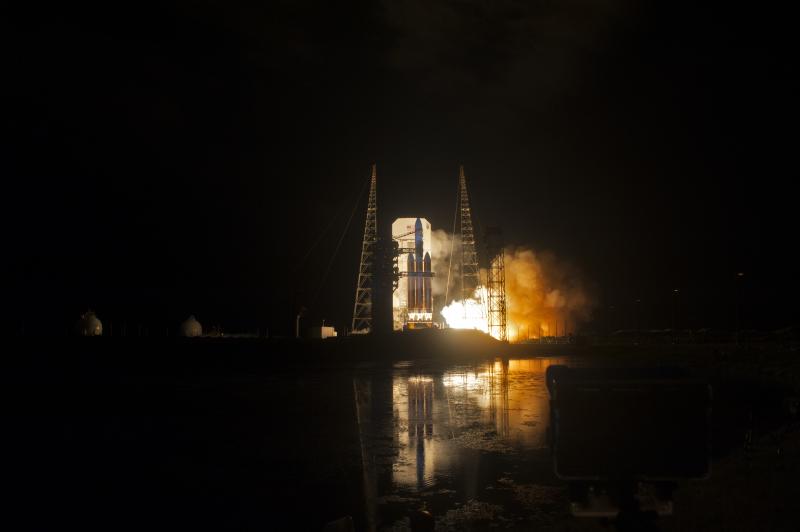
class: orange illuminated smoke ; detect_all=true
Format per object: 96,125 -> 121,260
442,247 -> 593,342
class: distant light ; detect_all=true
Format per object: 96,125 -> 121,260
673,289 -> 679,293
737,272 -> 745,277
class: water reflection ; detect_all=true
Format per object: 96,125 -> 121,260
393,376 -> 436,489
356,358 -> 567,521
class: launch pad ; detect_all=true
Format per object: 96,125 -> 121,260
350,165 -> 507,340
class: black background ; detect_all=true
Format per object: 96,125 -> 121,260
6,1 -> 798,336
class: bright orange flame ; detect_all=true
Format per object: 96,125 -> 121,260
441,247 -> 593,342
441,286 -> 489,334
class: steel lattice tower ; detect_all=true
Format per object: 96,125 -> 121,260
485,227 -> 508,342
459,165 -> 481,300
351,164 -> 377,334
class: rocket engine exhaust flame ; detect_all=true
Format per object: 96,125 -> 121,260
441,244 -> 594,342
441,286 -> 489,334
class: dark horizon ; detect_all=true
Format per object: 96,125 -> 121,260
6,2 -> 798,336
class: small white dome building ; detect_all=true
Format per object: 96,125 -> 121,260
180,315 -> 203,337
78,311 -> 103,336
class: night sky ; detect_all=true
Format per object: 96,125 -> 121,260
6,2 -> 798,336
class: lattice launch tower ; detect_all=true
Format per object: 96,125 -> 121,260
351,164 -> 377,334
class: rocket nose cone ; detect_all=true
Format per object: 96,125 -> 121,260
415,218 -> 422,229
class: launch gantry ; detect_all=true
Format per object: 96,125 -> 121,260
351,164 -> 377,334
485,226 -> 508,342
458,165 -> 481,301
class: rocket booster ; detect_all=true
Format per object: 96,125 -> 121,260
424,251 -> 432,312
400,217 -> 434,319
407,253 -> 416,310
415,218 -> 423,311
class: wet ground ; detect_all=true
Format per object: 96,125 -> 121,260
4,343 -> 799,530
354,358 -> 571,531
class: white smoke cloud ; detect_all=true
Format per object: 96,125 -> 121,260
429,228 -> 461,299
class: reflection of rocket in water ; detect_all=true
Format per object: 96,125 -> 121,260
408,377 -> 434,489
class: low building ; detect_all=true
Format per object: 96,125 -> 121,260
308,326 -> 337,339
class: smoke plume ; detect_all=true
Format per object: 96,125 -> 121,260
430,229 -> 460,298
433,230 -> 595,340
503,247 -> 593,340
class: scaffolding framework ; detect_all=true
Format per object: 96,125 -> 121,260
458,165 -> 481,300
351,164 -> 377,334
485,226 -> 508,342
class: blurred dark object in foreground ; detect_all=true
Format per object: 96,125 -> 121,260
546,365 -> 711,526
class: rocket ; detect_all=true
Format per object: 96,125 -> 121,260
403,217 -> 434,317
393,216 -> 436,328
415,218 -> 424,311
